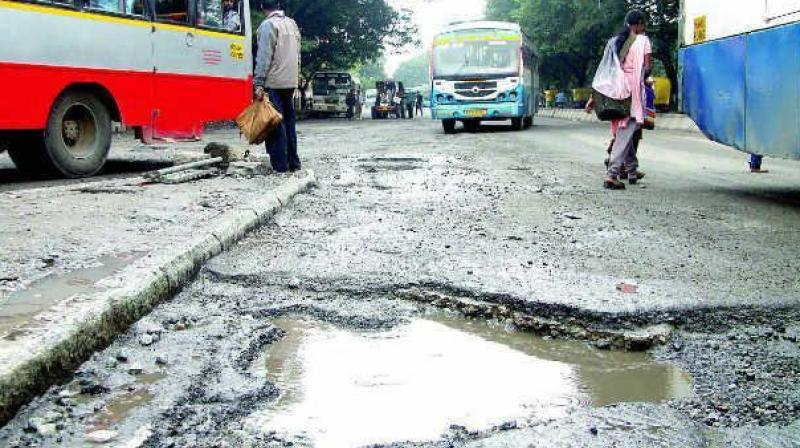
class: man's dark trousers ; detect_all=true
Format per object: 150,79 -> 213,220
266,88 -> 300,172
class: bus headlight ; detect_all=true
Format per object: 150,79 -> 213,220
436,94 -> 444,103
509,92 -> 517,101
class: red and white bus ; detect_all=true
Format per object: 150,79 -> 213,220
0,0 -> 253,178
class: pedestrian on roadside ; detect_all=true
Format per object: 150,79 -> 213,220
595,10 -> 651,190
405,92 -> 415,119
586,72 -> 654,182
253,0 -> 302,173
416,92 -> 424,118
397,82 -> 406,119
346,89 -> 357,121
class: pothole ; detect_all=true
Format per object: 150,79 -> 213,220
246,311 -> 692,447
0,253 -> 142,339
357,156 -> 428,172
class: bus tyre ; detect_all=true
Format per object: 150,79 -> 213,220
44,90 -> 112,178
442,119 -> 456,134
511,117 -> 523,131
524,116 -> 533,128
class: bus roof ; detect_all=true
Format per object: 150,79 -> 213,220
437,21 -> 521,35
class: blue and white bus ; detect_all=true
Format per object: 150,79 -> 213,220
430,21 -> 539,134
680,0 -> 800,163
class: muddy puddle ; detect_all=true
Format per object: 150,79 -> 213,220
248,312 -> 692,447
0,253 -> 140,338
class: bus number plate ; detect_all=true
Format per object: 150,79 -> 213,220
466,109 -> 487,118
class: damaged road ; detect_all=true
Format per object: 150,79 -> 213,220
2,118 -> 800,446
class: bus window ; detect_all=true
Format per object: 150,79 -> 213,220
196,0 -> 222,28
124,0 -> 146,15
155,0 -> 189,24
85,0 -> 122,13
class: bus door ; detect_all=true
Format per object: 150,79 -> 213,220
148,0 -> 250,140
150,0 -> 203,140
190,0 -> 251,128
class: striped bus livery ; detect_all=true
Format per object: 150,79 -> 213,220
0,0 -> 253,177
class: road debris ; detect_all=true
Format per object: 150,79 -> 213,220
616,282 -> 638,294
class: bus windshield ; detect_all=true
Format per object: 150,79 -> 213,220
313,73 -> 353,96
433,29 -> 521,80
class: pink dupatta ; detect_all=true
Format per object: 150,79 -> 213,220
611,35 -> 652,134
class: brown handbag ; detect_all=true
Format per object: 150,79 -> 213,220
236,96 -> 283,145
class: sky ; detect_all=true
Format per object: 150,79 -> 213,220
385,0 -> 487,76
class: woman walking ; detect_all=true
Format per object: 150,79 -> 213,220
603,10 -> 651,190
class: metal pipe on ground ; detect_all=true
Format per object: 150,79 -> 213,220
144,157 -> 224,181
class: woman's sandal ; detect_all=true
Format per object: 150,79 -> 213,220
603,177 -> 626,190
628,171 -> 646,184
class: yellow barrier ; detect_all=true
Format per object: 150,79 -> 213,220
654,77 -> 671,110
544,89 -> 556,107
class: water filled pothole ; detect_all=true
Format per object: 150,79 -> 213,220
248,312 -> 692,447
0,253 -> 141,338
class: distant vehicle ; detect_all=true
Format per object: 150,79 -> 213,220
430,21 -> 539,133
311,72 -> 358,118
0,0 -> 252,178
371,81 -> 401,119
681,0 -> 800,160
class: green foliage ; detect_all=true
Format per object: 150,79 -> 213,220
392,53 -> 429,88
251,0 -> 418,89
486,0 -> 678,100
356,57 -> 387,90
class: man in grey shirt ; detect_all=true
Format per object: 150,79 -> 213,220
254,0 -> 302,172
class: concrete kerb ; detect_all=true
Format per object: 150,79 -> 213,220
0,170 -> 317,425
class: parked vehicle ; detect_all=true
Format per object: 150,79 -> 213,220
371,81 -> 400,119
0,0 -> 252,178
311,72 -> 358,118
430,21 -> 539,133
681,0 -> 800,160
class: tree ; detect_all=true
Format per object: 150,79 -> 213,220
487,0 -> 679,107
486,0 -> 521,21
356,56 -> 387,90
628,0 -> 679,102
393,53 -> 429,88
252,0 -> 418,94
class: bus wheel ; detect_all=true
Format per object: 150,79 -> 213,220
442,119 -> 456,134
511,117 -> 523,131
524,116 -> 533,128
43,90 -> 112,178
